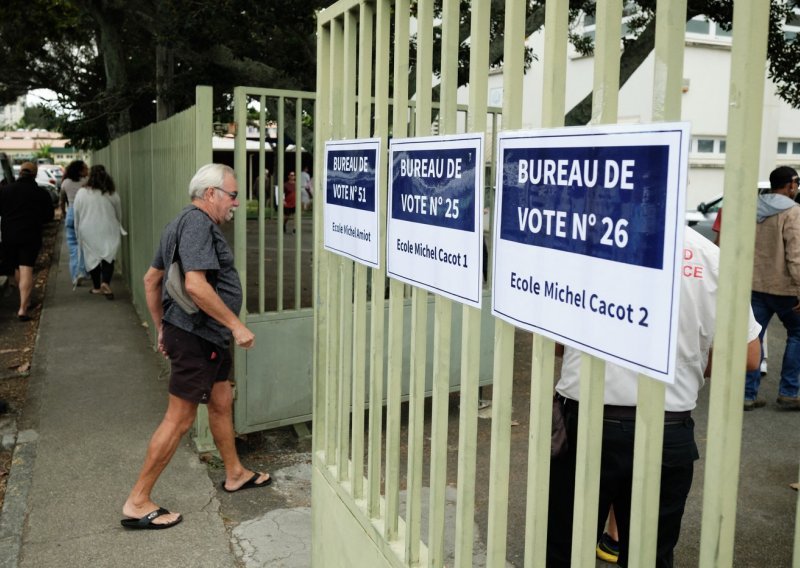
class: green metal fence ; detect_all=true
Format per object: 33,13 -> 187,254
91,86 -> 213,319
312,1 -> 786,567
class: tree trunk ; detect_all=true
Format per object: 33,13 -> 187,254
87,1 -> 131,139
156,43 -> 175,121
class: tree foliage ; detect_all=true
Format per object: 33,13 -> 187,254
0,0 -> 326,149
410,0 -> 800,125
2,0 -> 799,149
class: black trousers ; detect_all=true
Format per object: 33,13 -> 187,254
546,398 -> 698,568
89,260 -> 114,289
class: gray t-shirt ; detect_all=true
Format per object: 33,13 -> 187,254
152,205 -> 243,347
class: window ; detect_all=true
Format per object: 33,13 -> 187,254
686,15 -> 732,40
692,137 -> 726,156
686,18 -> 710,35
697,139 -> 714,153
778,140 -> 800,155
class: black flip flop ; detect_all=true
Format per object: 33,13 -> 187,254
17,314 -> 31,322
120,507 -> 182,530
221,472 -> 273,493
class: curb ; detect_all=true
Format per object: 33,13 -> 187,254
0,430 -> 38,568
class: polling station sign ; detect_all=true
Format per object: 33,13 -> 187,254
491,123 -> 690,383
387,133 -> 484,307
323,138 -> 381,267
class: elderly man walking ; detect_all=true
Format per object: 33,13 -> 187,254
121,164 -> 271,530
0,162 -> 54,320
744,166 -> 800,410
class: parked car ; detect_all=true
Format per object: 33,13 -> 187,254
685,182 -> 770,242
36,164 -> 63,190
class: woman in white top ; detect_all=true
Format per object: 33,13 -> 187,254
61,160 -> 89,288
73,165 -> 122,299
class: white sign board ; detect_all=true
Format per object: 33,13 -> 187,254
323,138 -> 381,267
491,123 -> 690,383
387,133 -> 485,307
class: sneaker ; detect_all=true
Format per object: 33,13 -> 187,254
596,532 -> 619,563
776,395 -> 800,410
743,398 -> 767,411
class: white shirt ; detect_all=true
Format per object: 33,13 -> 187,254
556,227 -> 761,411
73,187 -> 122,271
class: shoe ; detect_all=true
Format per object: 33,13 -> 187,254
776,395 -> 800,410
120,507 -> 182,530
596,532 -> 619,563
221,472 -> 272,493
100,283 -> 114,300
743,398 -> 767,411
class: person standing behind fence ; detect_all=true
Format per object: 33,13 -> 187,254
73,165 -> 122,300
546,227 -> 762,568
300,165 -> 313,211
121,163 -> 270,530
744,166 -> 800,410
283,170 -> 297,233
0,162 -> 54,320
61,160 -> 89,289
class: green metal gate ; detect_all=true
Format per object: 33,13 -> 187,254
312,1 -> 791,567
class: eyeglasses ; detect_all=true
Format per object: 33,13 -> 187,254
213,186 -> 238,200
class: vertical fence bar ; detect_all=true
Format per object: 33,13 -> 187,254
336,7 -> 358,483
277,96 -> 286,312
294,98 -> 303,309
426,0 -> 458,563
523,3 -> 568,566
259,96 -> 267,313
627,0 -> 687,564
385,0 -> 410,541
576,2 -> 623,565
405,0 -> 434,562
486,0 -> 525,563
570,2 -> 621,565
326,18 -> 345,464
367,0 -> 391,519
349,0 -> 374,500
453,0 -> 490,563
795,461 -> 800,567
313,17 -> 331,462
700,1 -> 771,565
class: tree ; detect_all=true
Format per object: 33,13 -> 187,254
16,105 -> 59,131
0,0 -> 326,149
409,0 -> 800,125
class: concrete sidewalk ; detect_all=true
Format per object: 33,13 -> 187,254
0,236 -> 236,567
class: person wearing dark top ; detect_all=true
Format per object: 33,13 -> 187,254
0,162 -> 54,320
121,164 -> 270,530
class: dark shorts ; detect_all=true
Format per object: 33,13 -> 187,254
1,239 -> 41,269
162,322 -> 232,404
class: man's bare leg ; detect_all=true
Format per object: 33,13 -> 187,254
208,380 -> 269,490
16,265 -> 33,317
122,394 -> 197,524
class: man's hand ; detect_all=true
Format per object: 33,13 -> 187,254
156,326 -> 168,358
233,324 -> 255,349
794,298 -> 800,313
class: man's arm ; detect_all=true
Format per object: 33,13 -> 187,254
184,270 -> 255,349
143,266 -> 166,356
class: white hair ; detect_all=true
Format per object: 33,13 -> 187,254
188,163 -> 235,200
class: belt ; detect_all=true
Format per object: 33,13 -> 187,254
561,396 -> 691,424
